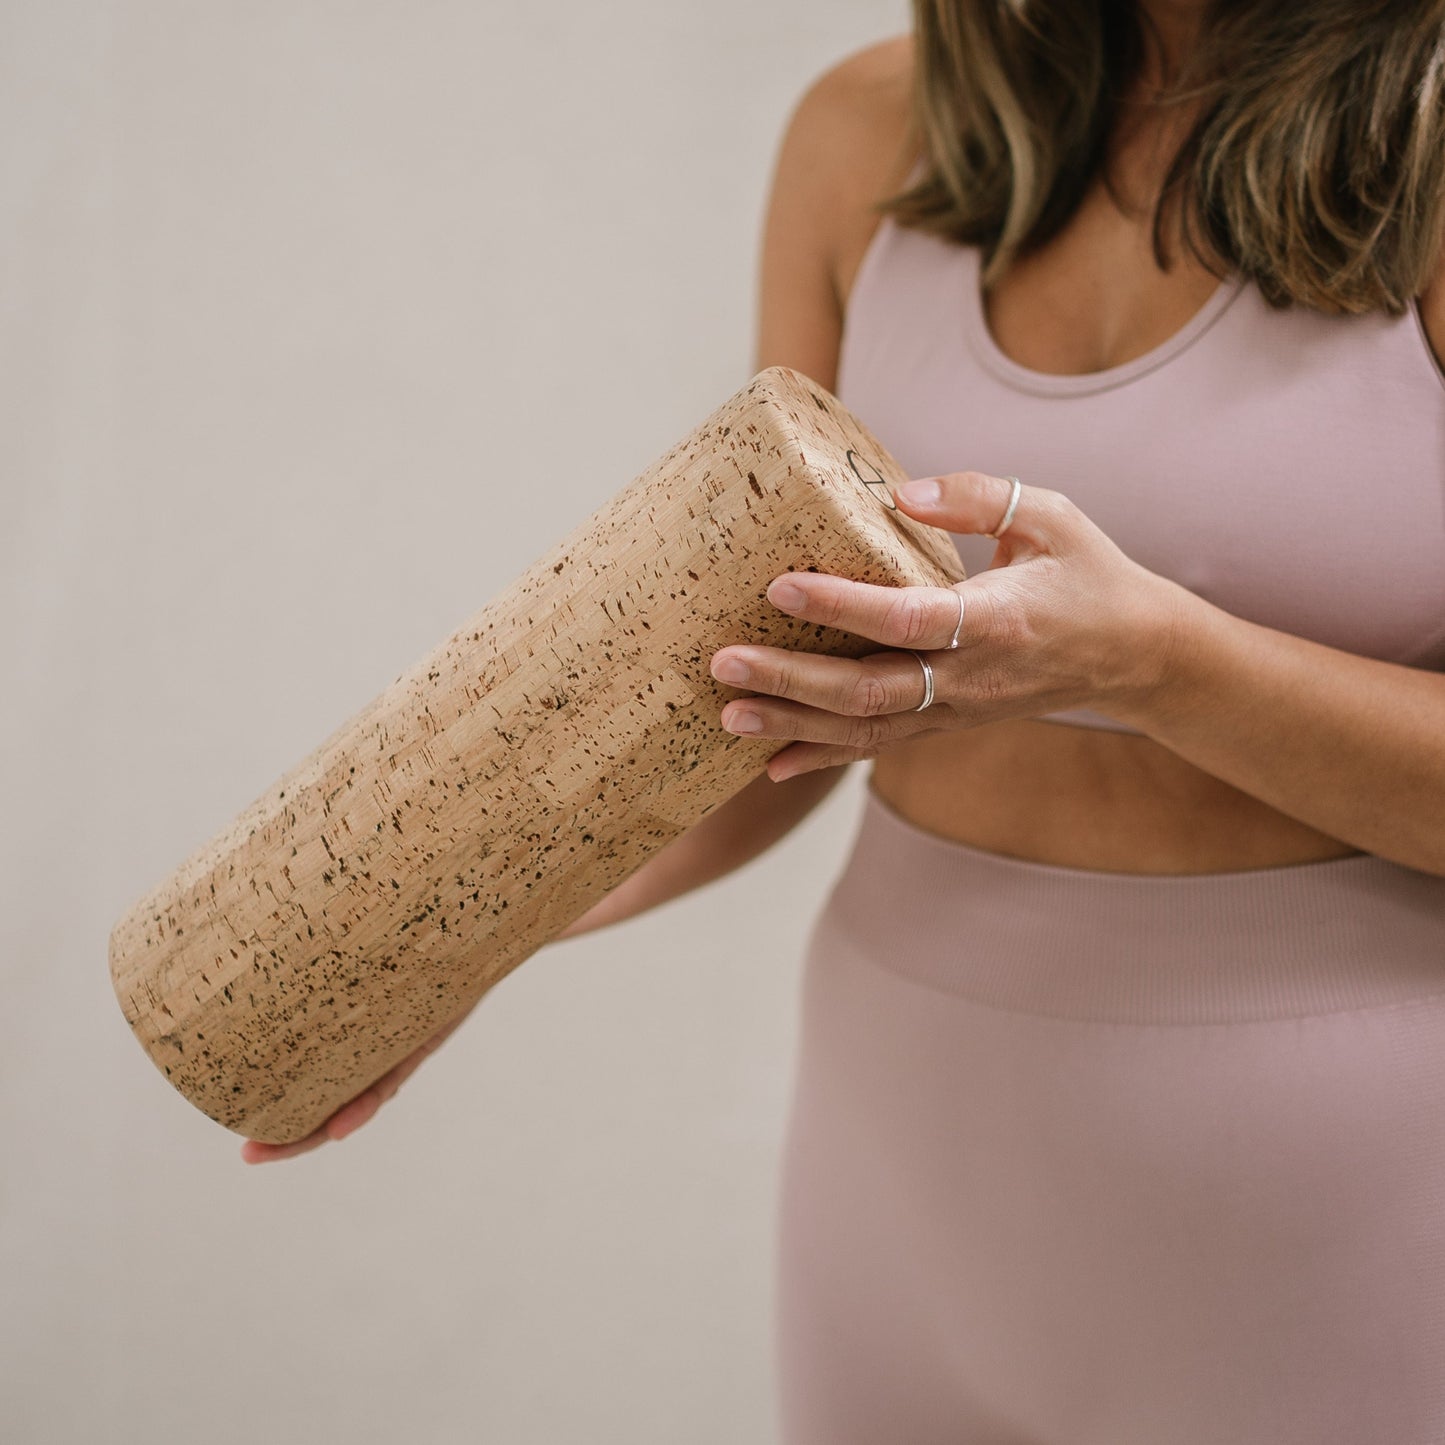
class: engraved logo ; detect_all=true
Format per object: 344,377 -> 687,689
846,449 -> 897,510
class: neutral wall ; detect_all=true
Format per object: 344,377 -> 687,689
0,3 -> 908,1441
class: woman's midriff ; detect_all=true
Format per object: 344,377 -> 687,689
866,720 -> 1364,874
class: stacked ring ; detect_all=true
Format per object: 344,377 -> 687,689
911,653 -> 936,711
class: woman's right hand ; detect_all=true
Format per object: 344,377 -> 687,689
239,767 -> 834,1161
553,895 -> 623,940
236,881 -> 633,1164
238,1007 -> 474,1165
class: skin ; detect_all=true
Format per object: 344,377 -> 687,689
740,0 -> 1445,863
242,3 -> 1445,1164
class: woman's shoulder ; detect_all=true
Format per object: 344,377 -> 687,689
788,32 -> 914,144
780,35 -> 922,313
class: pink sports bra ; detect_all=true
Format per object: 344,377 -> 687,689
835,177 -> 1445,734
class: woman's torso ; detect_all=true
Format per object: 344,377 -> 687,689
835,56 -> 1445,874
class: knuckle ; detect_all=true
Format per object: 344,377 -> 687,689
966,586 -> 1032,672
975,586 -> 1019,647
843,713 -> 891,750
1035,487 -> 1077,526
813,585 -> 849,628
783,665 -> 815,705
970,663 -> 1014,707
846,671 -> 892,717
950,469 -> 991,489
884,587 -> 934,648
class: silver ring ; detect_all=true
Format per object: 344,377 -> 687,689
987,475 -> 1022,539
911,651 -> 935,711
947,588 -> 965,649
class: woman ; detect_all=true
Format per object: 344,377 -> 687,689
246,2 -> 1445,1438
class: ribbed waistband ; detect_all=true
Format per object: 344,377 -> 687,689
821,785 -> 1445,1024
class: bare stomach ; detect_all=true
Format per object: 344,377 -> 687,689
866,719 -> 1363,874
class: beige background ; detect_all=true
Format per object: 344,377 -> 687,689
0,2 -> 908,1441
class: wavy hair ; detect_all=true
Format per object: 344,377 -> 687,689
879,0 -> 1445,313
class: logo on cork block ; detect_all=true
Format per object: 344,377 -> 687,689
846,449 -> 897,510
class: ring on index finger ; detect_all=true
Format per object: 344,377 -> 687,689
945,587 -> 966,649
905,588 -> 965,713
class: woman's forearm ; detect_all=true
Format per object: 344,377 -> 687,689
1118,580 -> 1445,876
551,763 -> 847,939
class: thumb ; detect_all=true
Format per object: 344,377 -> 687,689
892,471 -> 1029,543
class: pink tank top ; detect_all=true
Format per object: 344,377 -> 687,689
836,179 -> 1445,733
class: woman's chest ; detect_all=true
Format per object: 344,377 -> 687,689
840,239 -> 1445,670
979,181 -> 1229,377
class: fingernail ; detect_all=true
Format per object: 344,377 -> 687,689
712,654 -> 750,684
768,579 -> 806,610
896,478 -> 941,507
724,708 -> 763,733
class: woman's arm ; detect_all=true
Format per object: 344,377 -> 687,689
553,764 -> 846,939
560,43 -> 914,938
237,49 -> 889,1161
1115,583 -> 1445,876
1115,240 -> 1445,874
710,189 -> 1445,882
707,470 -> 1445,881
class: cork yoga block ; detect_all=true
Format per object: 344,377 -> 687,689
108,366 -> 968,1144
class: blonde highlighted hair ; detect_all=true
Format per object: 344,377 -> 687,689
880,0 -> 1445,313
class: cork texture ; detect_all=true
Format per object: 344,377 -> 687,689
107,366 -> 968,1143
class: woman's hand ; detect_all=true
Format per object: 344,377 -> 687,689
238,1008 -> 473,1164
710,471 -> 1193,781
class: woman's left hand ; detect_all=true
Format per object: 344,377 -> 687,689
709,471 -> 1194,781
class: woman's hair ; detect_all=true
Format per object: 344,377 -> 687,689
880,0 -> 1445,313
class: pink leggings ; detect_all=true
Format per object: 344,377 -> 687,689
773,783 -> 1445,1445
